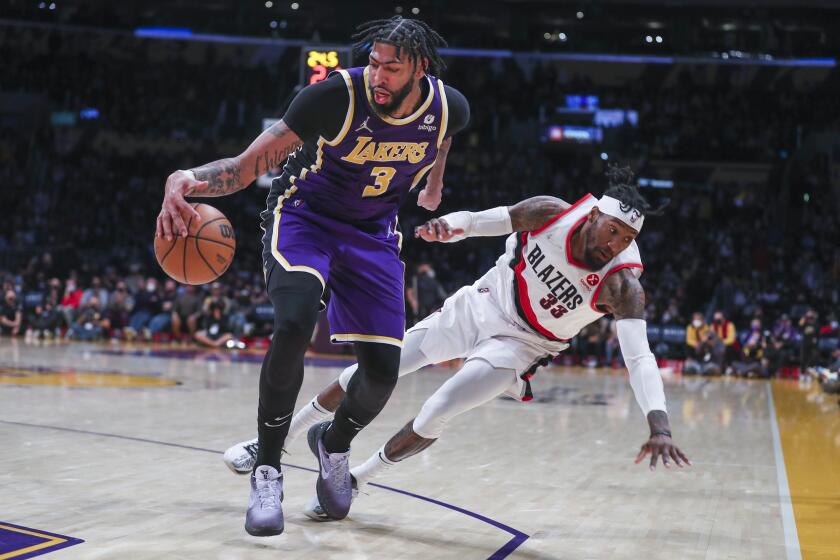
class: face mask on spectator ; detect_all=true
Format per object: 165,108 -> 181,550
692,319 -> 702,328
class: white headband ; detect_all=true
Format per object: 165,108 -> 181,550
596,195 -> 644,232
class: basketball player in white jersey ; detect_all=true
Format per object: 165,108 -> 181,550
224,165 -> 690,519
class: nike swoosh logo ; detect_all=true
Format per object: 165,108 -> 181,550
264,412 -> 292,428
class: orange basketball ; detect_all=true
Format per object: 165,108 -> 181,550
154,203 -> 236,285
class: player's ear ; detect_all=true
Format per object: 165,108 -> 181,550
588,207 -> 600,223
416,57 -> 429,77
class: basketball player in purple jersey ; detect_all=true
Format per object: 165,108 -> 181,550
155,17 -> 469,535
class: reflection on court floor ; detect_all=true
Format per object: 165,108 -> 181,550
1,339 -> 835,559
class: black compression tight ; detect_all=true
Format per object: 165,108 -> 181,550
256,266 -> 322,470
255,264 -> 403,467
323,341 -> 401,453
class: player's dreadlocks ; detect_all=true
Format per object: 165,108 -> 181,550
603,164 -> 667,216
353,16 -> 448,75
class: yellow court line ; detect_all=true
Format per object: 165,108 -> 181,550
770,380 -> 840,559
0,524 -> 66,560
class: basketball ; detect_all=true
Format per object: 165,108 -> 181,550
154,203 -> 236,285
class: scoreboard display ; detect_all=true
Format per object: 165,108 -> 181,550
300,47 -> 352,86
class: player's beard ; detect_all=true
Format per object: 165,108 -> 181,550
368,76 -> 415,117
582,232 -> 610,270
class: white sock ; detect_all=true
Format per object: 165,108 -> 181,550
286,397 -> 333,444
350,445 -> 397,486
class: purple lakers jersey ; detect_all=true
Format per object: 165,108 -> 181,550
269,66 -> 449,227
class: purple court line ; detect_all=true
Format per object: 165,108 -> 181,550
2,419 -> 529,559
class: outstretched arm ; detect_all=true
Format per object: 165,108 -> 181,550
416,137 -> 451,211
415,195 -> 570,243
157,121 -> 302,241
597,269 -> 691,470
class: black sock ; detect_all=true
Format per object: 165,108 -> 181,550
323,408 -> 363,453
255,402 -> 292,470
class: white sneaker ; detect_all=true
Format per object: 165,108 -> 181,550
224,438 -> 259,475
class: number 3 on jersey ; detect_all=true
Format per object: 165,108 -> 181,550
362,166 -> 396,198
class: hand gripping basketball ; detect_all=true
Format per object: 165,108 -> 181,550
156,170 -> 206,241
154,203 -> 236,285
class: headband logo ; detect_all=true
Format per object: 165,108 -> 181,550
618,201 -> 642,223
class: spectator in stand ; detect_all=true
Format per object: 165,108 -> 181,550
0,289 -> 23,337
105,281 -> 133,337
799,308 -> 820,370
203,281 -> 233,316
45,278 -> 62,309
684,312 -> 723,375
578,320 -> 609,367
69,296 -> 107,341
711,310 -> 738,369
172,284 -> 202,340
126,276 -> 162,340
148,279 -> 177,337
228,287 -> 251,337
81,276 -> 109,309
411,263 -> 448,321
772,313 -> 798,364
603,318 -> 622,368
25,301 -> 61,340
732,318 -> 769,378
194,300 -> 236,348
58,277 -> 83,327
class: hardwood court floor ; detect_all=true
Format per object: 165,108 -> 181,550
1,339 -> 836,559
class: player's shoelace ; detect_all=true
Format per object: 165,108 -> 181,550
327,455 -> 351,494
243,442 -> 258,459
256,479 -> 281,509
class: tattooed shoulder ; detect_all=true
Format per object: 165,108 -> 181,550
509,196 -> 570,232
267,120 -> 293,138
596,268 -> 645,319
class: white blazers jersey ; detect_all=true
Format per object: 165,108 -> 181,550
493,193 -> 643,342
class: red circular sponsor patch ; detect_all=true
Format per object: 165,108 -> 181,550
586,273 -> 600,286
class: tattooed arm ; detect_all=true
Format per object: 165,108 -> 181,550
508,196 -> 570,232
191,120 -> 302,196
156,120 -> 302,240
415,194 -> 571,242
596,269 -> 691,470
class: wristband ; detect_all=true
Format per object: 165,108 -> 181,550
650,430 -> 672,438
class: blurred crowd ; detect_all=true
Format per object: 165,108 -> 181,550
2,25 -> 840,378
0,261 -> 274,348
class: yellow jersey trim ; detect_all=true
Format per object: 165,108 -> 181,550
363,66 -> 435,126
410,161 -> 435,191
330,333 -> 404,347
270,184 -> 326,290
436,79 -> 449,148
309,69 -> 356,176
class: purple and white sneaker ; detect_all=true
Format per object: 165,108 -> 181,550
307,421 -> 353,520
303,476 -> 359,521
245,465 -> 284,536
